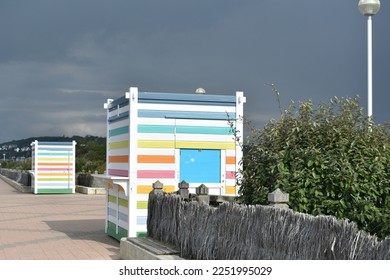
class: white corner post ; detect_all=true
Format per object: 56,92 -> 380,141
127,87 -> 139,237
104,99 -> 113,174
235,91 -> 246,196
367,15 -> 373,118
358,0 -> 381,118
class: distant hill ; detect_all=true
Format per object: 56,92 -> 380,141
0,135 -> 106,162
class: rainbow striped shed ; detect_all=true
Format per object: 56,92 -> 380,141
99,87 -> 246,239
30,141 -> 77,194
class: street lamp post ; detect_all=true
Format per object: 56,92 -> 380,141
358,0 -> 381,118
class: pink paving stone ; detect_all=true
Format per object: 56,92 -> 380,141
0,177 -> 120,260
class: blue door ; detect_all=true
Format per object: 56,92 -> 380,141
180,149 -> 221,183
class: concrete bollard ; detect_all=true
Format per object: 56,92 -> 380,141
268,188 -> 289,209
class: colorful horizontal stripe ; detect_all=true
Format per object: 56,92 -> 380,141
137,155 -> 175,164
225,186 -> 237,195
109,141 -> 129,150
226,171 -> 236,180
138,124 -> 234,135
137,170 -> 175,179
108,169 -> 129,177
38,162 -> 73,166
36,188 -> 73,194
109,126 -> 129,137
226,156 -> 236,165
37,173 -> 74,177
137,140 -> 235,150
137,201 -> 148,209
109,155 -> 129,163
137,185 -> 175,194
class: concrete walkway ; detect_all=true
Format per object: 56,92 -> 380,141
0,178 -> 119,260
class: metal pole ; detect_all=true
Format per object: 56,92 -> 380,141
367,15 -> 373,118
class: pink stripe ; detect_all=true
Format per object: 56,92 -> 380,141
38,168 -> 73,171
226,171 -> 236,180
137,170 -> 175,179
108,169 -> 129,176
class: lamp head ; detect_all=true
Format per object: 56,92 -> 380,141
358,0 -> 381,16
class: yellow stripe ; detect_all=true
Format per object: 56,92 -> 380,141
38,173 -> 74,177
138,140 -> 175,148
137,185 -> 175,194
109,140 -> 129,150
176,141 -> 236,150
138,140 -> 235,150
225,186 -> 237,195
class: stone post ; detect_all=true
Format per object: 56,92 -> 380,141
152,180 -> 164,194
268,188 -> 289,209
178,180 -> 189,200
196,184 -> 210,205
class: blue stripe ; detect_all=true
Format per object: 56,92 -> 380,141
37,147 -> 73,151
108,111 -> 129,123
137,216 -> 147,225
108,207 -> 117,218
118,212 -> 129,223
108,96 -> 129,110
138,92 -> 236,106
139,110 -> 235,120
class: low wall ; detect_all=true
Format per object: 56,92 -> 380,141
76,173 -> 106,188
0,168 -> 30,186
147,191 -> 390,260
0,168 -> 105,189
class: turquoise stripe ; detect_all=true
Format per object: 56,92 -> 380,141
37,152 -> 73,156
176,126 -> 234,135
138,124 -> 234,135
109,126 -> 129,137
138,125 -> 175,134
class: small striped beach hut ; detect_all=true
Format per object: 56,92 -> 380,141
30,141 -> 77,194
98,87 -> 245,239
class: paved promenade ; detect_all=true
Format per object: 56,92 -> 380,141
0,178 -> 120,259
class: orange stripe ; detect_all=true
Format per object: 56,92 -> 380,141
137,155 -> 175,164
37,162 -> 73,166
109,155 -> 129,163
226,156 -> 236,164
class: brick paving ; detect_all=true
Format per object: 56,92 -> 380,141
0,178 -> 120,260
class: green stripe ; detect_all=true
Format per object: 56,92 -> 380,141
108,195 -> 116,203
109,126 -> 129,137
107,221 -> 128,241
137,201 -> 148,209
137,232 -> 147,238
118,198 -> 128,208
36,188 -> 73,194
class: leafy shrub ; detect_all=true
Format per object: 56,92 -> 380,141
239,96 -> 390,239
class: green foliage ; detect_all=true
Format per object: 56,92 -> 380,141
239,96 -> 390,239
76,137 -> 106,173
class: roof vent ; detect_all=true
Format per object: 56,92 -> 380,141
195,88 -> 206,94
